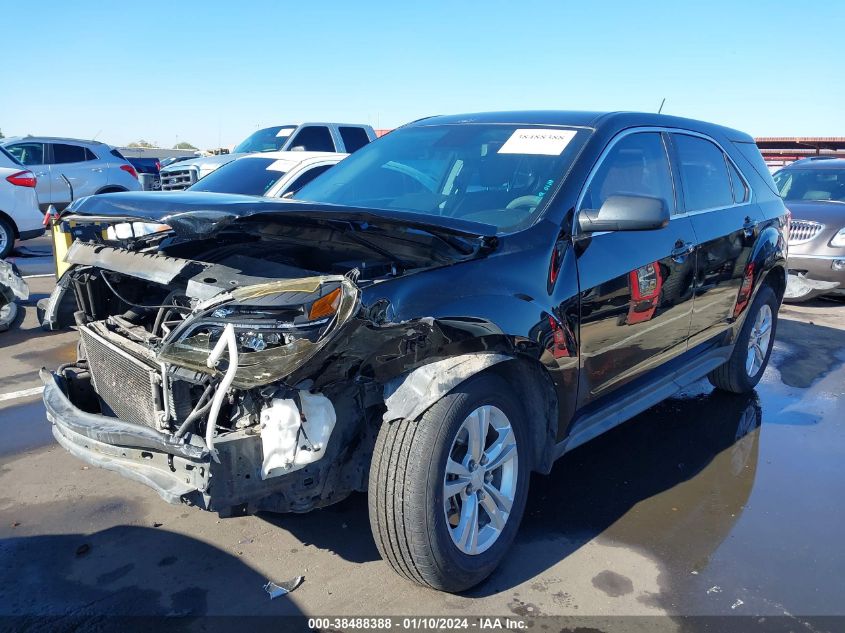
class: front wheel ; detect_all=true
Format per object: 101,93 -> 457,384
368,372 -> 530,592
708,285 -> 778,393
0,217 -> 14,259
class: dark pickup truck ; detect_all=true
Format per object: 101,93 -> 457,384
42,111 -> 787,592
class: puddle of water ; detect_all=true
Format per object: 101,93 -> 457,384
0,400 -> 54,458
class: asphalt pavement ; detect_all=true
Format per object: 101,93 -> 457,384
1,237 -> 843,631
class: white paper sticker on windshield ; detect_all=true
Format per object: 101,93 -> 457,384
265,160 -> 291,172
276,127 -> 294,138
498,129 -> 576,156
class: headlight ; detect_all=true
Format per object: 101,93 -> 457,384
830,228 -> 845,248
157,277 -> 359,388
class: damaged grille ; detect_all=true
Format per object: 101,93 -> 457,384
80,326 -> 162,428
789,220 -> 824,245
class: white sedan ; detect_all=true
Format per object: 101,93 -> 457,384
186,151 -> 347,198
0,146 -> 44,258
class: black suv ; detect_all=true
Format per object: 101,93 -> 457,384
43,111 -> 787,592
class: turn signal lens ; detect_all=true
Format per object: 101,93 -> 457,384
308,287 -> 342,321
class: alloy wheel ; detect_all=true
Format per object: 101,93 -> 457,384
443,405 -> 518,555
746,304 -> 773,377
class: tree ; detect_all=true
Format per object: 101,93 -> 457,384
128,140 -> 155,148
173,141 -> 197,150
0,128 -> 4,139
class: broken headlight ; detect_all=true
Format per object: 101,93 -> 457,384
157,277 -> 358,388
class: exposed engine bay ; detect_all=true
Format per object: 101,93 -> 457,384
46,201 -> 497,516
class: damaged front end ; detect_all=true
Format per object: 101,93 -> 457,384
46,248 -> 363,514
44,193 -> 498,515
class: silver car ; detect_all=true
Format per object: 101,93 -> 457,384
1,136 -> 142,211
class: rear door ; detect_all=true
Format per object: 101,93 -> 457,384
669,132 -> 762,347
576,130 -> 697,405
48,143 -> 107,204
5,141 -> 50,208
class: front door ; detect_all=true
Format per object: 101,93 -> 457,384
575,131 -> 698,406
669,133 -> 763,347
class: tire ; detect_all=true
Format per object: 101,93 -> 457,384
708,285 -> 778,393
368,372 -> 530,592
0,217 -> 15,259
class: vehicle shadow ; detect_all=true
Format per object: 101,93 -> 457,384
471,388 -> 763,596
0,524 -> 309,630
259,491 -> 380,564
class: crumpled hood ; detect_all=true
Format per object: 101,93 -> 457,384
61,191 -> 499,243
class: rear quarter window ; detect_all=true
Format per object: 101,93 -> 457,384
733,141 -> 780,196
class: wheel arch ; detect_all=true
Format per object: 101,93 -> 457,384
95,186 -> 128,195
0,209 -> 19,236
381,352 -> 559,475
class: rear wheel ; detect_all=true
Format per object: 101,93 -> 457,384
368,372 -> 529,592
708,285 -> 777,393
0,217 -> 15,258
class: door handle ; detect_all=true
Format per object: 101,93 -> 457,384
742,216 -> 758,238
92,168 -> 104,172
671,241 -> 695,263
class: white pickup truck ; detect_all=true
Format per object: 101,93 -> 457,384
159,122 -> 376,191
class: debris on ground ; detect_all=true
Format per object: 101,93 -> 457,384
264,576 -> 304,599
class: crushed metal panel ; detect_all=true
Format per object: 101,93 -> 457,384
382,352 -> 513,423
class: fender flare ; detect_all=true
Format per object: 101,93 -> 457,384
381,352 -> 513,424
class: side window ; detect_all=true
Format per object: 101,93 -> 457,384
338,127 -> 371,153
581,132 -> 674,213
6,142 -> 45,165
285,164 -> 334,195
84,147 -> 99,161
726,158 -> 749,203
672,134 -> 734,211
287,126 -> 335,152
51,143 -> 88,164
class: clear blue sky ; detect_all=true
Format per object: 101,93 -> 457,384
1,1 -> 842,150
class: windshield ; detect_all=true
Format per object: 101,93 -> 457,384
295,123 -> 590,233
188,157 -> 286,195
773,167 -> 845,202
233,126 -> 297,153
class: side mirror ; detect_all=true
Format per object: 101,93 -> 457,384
578,194 -> 670,233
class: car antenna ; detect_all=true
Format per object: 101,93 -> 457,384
657,98 -> 666,114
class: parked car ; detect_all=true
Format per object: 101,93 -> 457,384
41,111 -> 787,592
1,137 -> 142,211
0,145 -> 43,258
126,157 -> 162,191
772,156 -> 845,301
159,123 -> 375,190
187,151 -> 346,197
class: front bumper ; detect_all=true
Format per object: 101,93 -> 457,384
788,254 -> 845,285
42,369 -> 345,514
42,369 -> 210,505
